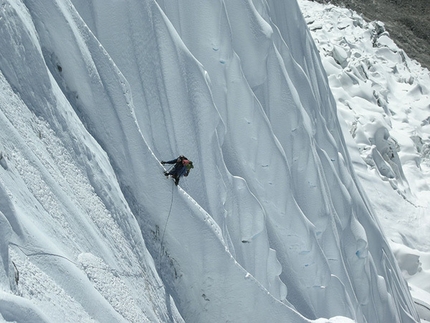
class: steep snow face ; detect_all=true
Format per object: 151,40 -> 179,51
0,0 -> 420,323
0,2 -> 182,322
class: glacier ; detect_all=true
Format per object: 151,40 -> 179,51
0,0 -> 421,322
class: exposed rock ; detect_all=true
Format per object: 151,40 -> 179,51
313,0 -> 430,70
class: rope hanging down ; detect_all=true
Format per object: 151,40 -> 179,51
158,179 -> 175,273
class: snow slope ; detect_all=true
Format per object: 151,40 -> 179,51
298,1 -> 430,320
0,0 -> 421,322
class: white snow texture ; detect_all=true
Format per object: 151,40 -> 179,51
0,0 -> 422,322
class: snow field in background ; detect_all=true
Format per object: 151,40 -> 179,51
299,0 -> 430,318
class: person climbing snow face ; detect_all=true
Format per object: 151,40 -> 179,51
161,155 -> 194,186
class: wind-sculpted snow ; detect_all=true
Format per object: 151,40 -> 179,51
0,0 -> 421,322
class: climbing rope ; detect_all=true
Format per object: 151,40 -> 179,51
8,241 -> 151,293
9,242 -> 78,266
158,179 -> 175,273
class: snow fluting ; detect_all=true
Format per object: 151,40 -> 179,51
0,0 -> 421,322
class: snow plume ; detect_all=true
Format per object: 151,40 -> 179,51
0,0 -> 419,322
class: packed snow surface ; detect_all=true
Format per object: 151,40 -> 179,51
0,0 -> 426,322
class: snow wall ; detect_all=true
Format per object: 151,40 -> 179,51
0,0 -> 420,322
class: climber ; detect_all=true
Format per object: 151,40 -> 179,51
161,155 -> 194,186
